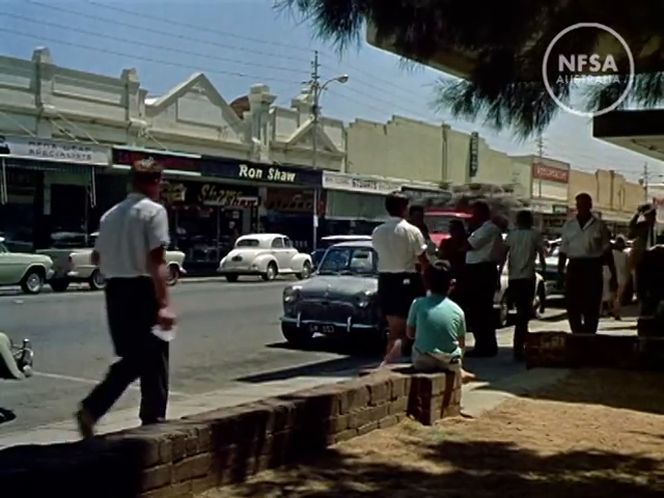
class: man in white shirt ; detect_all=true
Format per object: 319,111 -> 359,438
373,192 -> 430,364
464,201 -> 504,357
559,193 -> 616,334
503,210 -> 547,360
76,158 -> 176,438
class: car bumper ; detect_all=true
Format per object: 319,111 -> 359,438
280,314 -> 378,334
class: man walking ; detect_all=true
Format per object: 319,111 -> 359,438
502,210 -> 546,360
559,193 -> 616,334
373,192 -> 430,365
464,201 -> 503,357
76,158 -> 176,438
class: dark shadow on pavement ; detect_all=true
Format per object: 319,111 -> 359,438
235,356 -> 377,383
224,439 -> 663,498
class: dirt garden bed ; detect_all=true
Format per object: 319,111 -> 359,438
203,369 -> 664,498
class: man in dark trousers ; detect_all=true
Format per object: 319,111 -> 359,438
464,201 -> 504,357
373,192 -> 430,365
559,193 -> 616,334
76,158 -> 176,438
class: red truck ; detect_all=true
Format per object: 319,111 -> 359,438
424,209 -> 473,247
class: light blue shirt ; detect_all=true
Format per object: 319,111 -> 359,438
407,295 -> 466,358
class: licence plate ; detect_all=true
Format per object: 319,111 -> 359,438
309,324 -> 335,334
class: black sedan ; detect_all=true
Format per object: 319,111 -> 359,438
280,241 -> 384,347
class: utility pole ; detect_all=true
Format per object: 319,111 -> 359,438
536,133 -> 544,158
310,50 -> 321,252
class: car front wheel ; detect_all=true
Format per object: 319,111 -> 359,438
21,269 -> 44,295
225,274 -> 239,283
296,261 -> 312,280
281,322 -> 313,346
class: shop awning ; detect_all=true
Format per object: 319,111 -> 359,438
1,156 -> 103,174
593,109 -> 664,162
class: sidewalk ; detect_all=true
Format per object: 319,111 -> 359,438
0,312 -> 638,449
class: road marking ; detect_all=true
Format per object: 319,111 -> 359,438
32,371 -> 189,397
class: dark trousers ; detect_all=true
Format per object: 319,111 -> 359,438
566,258 -> 603,334
82,277 -> 169,424
466,262 -> 499,354
509,278 -> 535,353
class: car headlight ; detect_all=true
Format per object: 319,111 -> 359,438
356,290 -> 374,308
283,286 -> 302,303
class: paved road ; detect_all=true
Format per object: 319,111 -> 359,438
1,279 -> 575,442
1,279 -> 378,434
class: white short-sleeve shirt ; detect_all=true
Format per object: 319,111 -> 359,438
504,228 -> 544,280
372,217 -> 427,273
95,193 -> 170,279
560,215 -> 610,259
466,221 -> 504,265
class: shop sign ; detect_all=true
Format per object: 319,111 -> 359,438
202,158 -> 322,186
196,183 -> 259,207
533,163 -> 569,183
322,171 -> 402,195
469,131 -> 479,178
0,135 -> 109,165
160,182 -> 187,204
265,189 -> 314,213
113,148 -> 200,172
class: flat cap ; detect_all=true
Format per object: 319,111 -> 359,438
132,157 -> 163,174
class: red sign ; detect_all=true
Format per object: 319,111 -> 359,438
113,149 -> 199,172
533,163 -> 569,183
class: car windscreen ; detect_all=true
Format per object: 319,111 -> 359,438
236,239 -> 260,248
318,247 -> 377,275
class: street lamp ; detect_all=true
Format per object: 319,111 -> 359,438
310,67 -> 349,251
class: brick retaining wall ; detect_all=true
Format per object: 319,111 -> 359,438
526,332 -> 664,370
0,368 -> 461,498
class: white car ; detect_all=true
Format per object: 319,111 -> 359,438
38,232 -> 187,292
218,234 -> 313,282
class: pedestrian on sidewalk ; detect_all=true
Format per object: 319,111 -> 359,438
373,192 -> 430,366
628,204 -> 657,303
603,235 -> 629,320
502,210 -> 547,361
406,261 -> 475,382
76,158 -> 176,438
464,201 -> 504,357
559,193 -> 616,334
438,219 -> 468,310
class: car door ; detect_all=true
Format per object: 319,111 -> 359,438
277,237 -> 298,271
270,237 -> 289,270
0,243 -> 23,284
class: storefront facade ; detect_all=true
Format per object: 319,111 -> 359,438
528,157 -> 571,237
0,135 -> 110,250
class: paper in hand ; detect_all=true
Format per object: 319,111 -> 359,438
151,325 -> 177,342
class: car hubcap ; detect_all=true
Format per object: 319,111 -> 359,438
27,274 -> 40,291
268,267 -> 275,279
94,272 -> 105,286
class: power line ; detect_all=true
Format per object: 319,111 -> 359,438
24,0 -> 310,65
85,0 -> 314,56
81,0 -> 432,108
2,13 -> 308,78
0,27 -> 301,86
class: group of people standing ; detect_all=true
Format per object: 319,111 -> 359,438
372,192 -> 547,375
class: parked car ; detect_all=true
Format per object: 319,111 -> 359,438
38,233 -> 187,292
311,235 -> 372,269
218,233 -> 313,282
0,237 -> 54,294
424,209 -> 472,246
280,241 -> 383,346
